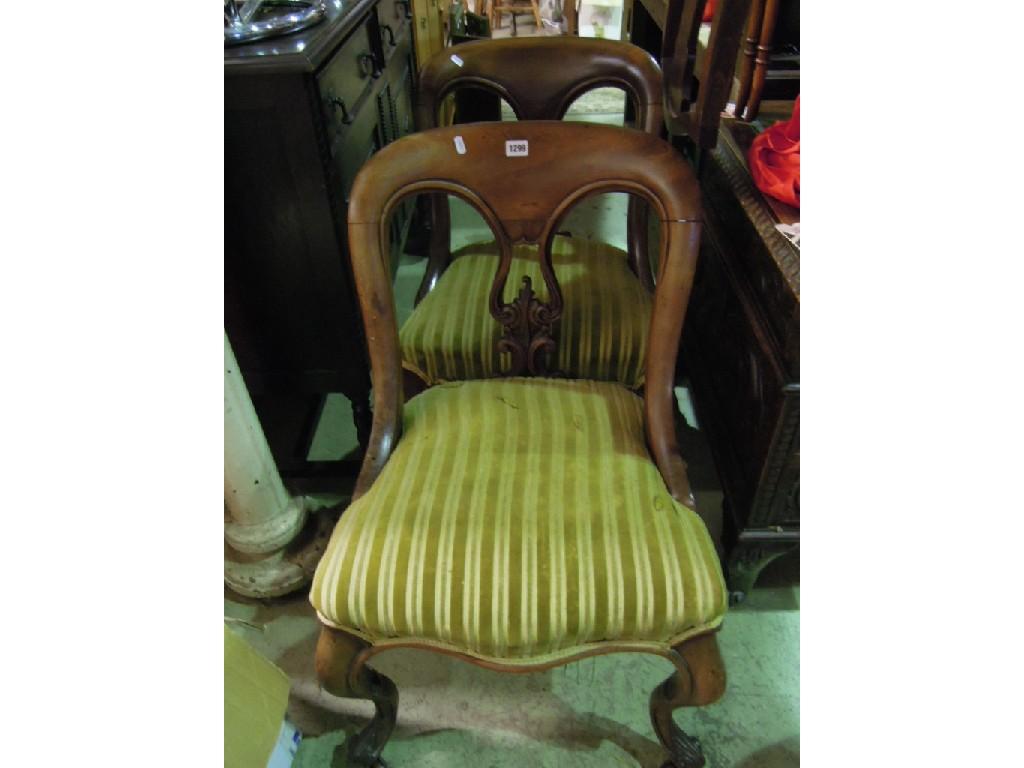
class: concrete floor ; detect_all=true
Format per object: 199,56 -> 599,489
226,556 -> 797,768
226,90 -> 799,768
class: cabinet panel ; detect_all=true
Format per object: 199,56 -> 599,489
317,17 -> 379,144
749,386 -> 799,529
391,47 -> 415,140
686,236 -> 786,515
329,93 -> 386,206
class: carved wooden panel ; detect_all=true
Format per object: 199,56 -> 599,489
748,384 -> 799,528
685,236 -> 785,516
699,123 -> 799,377
492,272 -> 563,377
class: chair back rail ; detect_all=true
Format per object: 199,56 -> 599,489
414,36 -> 665,299
662,0 -> 752,149
347,122 -> 702,508
416,36 -> 664,132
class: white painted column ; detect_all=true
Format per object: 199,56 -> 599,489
224,332 -> 317,597
224,332 -> 307,552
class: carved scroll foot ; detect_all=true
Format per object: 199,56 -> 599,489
344,666 -> 397,768
316,627 -> 398,768
727,538 -> 799,604
654,717 -> 706,767
650,633 -> 726,768
651,678 -> 706,768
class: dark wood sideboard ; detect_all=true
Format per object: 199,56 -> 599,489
225,0 -> 417,490
625,0 -> 800,600
686,118 -> 799,601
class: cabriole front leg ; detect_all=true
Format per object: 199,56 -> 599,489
650,633 -> 726,768
316,627 -> 398,768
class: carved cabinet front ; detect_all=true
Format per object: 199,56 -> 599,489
225,0 -> 417,491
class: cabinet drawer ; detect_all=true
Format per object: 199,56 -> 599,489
378,0 -> 411,44
328,92 -> 385,205
317,16 -> 379,141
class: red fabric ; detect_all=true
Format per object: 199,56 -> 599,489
748,96 -> 800,208
703,1 -> 716,22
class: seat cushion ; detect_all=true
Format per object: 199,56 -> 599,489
399,236 -> 652,389
311,378 -> 726,663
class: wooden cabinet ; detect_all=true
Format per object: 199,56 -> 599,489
686,120 -> 799,600
624,0 -> 800,599
225,1 -> 417,491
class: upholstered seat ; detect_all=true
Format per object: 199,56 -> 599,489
400,236 -> 652,388
312,378 -> 727,662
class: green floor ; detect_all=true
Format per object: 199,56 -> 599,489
226,557 -> 797,768
227,91 -> 799,767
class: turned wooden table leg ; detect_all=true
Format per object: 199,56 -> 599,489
650,633 -> 726,768
316,627 -> 398,768
734,0 -> 765,119
744,0 -> 780,121
564,0 -> 577,36
530,0 -> 543,29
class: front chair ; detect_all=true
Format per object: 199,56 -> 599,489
403,36 -> 664,392
311,121 -> 728,768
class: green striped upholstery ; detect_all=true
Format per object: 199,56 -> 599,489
400,236 -> 651,388
311,378 -> 727,663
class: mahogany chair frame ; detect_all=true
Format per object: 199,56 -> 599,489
413,36 -> 665,307
315,121 -> 726,768
660,0 -> 752,150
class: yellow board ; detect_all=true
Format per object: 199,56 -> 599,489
411,0 -> 452,71
224,625 -> 291,768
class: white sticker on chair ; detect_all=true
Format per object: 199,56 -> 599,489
454,135 -> 467,155
450,54 -> 464,67
505,140 -> 529,157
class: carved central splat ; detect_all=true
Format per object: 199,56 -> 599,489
490,244 -> 564,377
495,275 -> 559,376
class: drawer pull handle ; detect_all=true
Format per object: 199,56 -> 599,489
381,24 -> 396,46
329,96 -> 352,124
396,0 -> 412,19
358,52 -> 378,78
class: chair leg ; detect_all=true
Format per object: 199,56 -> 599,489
531,0 -> 543,28
316,627 -> 398,768
649,633 -> 726,768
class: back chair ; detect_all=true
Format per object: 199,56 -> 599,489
311,121 -> 728,768
403,36 -> 664,392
